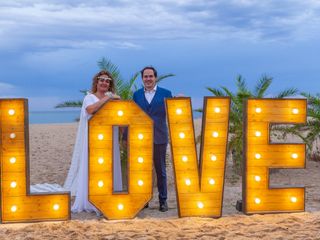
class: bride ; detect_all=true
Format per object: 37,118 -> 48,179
65,70 -> 123,213
32,70 -> 123,214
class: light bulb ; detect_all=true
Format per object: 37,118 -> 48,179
53,204 -> 60,211
117,110 -> 124,117
10,181 -> 17,188
209,178 -> 215,185
254,176 -> 261,182
138,133 -> 144,140
255,131 -> 261,137
98,157 -> 104,164
98,180 -> 104,188
255,107 -> 262,113
255,153 -> 261,159
292,108 -> 299,114
176,108 -> 182,115
214,107 -> 221,113
9,157 -> 16,164
11,205 -> 17,212
291,153 -> 298,159
291,197 -> 297,203
211,155 -> 217,161
10,133 -> 16,139
197,202 -> 204,209
185,179 -> 191,186
212,131 -> 219,138
118,204 -> 124,210
138,157 -> 144,163
254,198 -> 261,204
179,132 -> 185,139
182,156 -> 188,162
138,180 -> 144,186
98,134 -> 104,140
8,109 -> 15,115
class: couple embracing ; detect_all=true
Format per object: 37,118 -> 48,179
64,66 -> 172,214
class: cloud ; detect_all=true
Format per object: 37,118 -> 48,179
0,85 -> 75,110
0,82 -> 17,95
0,0 -> 319,54
27,96 -> 67,110
114,42 -> 142,49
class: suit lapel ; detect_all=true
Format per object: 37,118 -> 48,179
149,87 -> 159,107
139,89 -> 149,110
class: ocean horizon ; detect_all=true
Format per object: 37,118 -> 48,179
28,109 -> 202,124
29,110 -> 81,124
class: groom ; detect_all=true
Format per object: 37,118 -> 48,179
133,66 -> 172,212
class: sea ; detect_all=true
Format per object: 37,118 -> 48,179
29,110 -> 202,124
29,110 -> 81,124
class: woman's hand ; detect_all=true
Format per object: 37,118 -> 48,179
86,95 -> 110,114
102,95 -> 111,103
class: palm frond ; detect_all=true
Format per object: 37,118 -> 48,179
193,108 -> 203,113
301,92 -> 311,99
98,57 -> 125,94
236,91 -> 252,100
254,75 -> 272,97
80,89 -> 88,94
206,87 -> 225,96
220,86 -> 239,104
55,101 -> 83,108
118,72 -> 140,100
157,74 -> 175,83
129,72 -> 140,88
98,58 -> 121,78
235,75 -> 248,93
301,92 -> 320,106
276,88 -> 298,98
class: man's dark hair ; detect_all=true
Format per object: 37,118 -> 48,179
140,66 -> 157,78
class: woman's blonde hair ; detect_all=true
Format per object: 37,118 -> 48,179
91,70 -> 116,93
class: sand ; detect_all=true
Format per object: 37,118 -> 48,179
1,120 -> 320,239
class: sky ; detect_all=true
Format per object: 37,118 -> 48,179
0,0 -> 320,110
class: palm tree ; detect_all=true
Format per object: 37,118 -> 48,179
55,90 -> 87,108
55,57 -> 175,108
197,75 -> 298,174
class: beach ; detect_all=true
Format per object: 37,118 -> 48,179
1,121 -> 320,239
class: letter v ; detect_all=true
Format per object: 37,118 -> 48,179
166,97 -> 230,217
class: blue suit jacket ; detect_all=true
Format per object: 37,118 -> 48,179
133,86 -> 172,144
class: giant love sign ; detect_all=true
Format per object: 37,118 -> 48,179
0,98 -> 306,222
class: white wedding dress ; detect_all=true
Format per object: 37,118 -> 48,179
31,93 -> 123,214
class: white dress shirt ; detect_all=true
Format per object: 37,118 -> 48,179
144,85 -> 157,104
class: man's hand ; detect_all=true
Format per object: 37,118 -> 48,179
112,94 -> 121,99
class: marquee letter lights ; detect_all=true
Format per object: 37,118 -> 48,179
243,99 -> 307,214
166,97 -> 230,217
88,100 -> 153,219
0,99 -> 70,223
